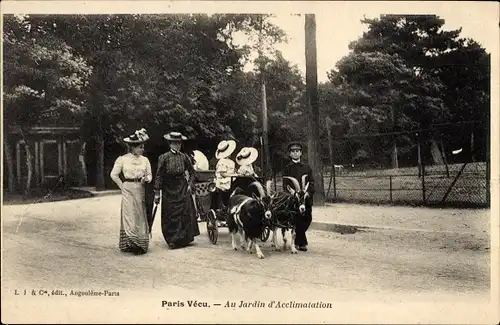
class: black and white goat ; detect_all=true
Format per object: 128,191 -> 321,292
227,183 -> 273,259
270,175 -> 311,254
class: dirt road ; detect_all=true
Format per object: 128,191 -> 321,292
1,195 -> 493,324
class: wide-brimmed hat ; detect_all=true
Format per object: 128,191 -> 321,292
287,141 -> 303,152
236,147 -> 258,166
215,140 -> 236,159
164,131 -> 187,141
124,128 -> 149,144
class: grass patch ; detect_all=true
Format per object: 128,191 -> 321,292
271,162 -> 488,207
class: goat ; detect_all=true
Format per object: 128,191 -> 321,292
227,186 -> 273,259
268,190 -> 300,254
270,175 -> 312,254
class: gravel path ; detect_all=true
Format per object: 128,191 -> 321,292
1,195 -> 492,324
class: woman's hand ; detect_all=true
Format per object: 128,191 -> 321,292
140,176 -> 152,184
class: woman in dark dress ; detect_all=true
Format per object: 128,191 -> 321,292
153,132 -> 200,249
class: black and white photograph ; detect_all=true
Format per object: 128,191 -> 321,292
1,1 -> 499,323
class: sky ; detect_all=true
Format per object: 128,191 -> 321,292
230,3 -> 499,83
2,1 -> 498,84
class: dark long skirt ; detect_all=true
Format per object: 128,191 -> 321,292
160,177 -> 200,248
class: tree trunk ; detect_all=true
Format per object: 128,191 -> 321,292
470,131 -> 476,162
417,136 -> 422,178
325,117 -> 334,197
325,117 -> 334,169
79,142 -> 88,186
430,140 -> 444,165
18,128 -> 33,195
261,77 -> 272,192
3,130 -> 16,193
440,140 -> 450,178
257,15 -> 271,192
305,14 -> 325,205
391,141 -> 399,169
95,120 -> 105,190
24,142 -> 33,195
390,104 -> 399,169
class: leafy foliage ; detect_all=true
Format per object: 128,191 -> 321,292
3,14 -> 92,129
4,13 -> 489,191
322,14 -> 490,166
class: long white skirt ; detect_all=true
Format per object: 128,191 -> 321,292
119,182 -> 149,254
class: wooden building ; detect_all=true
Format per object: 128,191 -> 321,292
4,126 -> 87,190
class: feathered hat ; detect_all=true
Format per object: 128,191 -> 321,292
123,128 -> 149,144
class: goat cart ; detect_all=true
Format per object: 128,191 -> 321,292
192,170 -> 216,229
203,175 -> 272,245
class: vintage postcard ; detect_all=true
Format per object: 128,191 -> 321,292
1,1 -> 499,323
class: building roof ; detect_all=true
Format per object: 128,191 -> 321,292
7,126 -> 80,135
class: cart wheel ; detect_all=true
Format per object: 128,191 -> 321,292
261,227 -> 271,242
206,209 -> 218,244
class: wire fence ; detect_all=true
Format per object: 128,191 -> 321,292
324,161 -> 488,207
272,161 -> 489,208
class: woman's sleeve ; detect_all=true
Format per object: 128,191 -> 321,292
145,158 -> 153,183
110,156 -> 124,190
154,155 -> 165,191
185,153 -> 197,185
228,160 -> 236,174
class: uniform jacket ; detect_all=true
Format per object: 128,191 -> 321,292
282,159 -> 315,195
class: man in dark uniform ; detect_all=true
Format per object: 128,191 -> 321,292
282,142 -> 314,252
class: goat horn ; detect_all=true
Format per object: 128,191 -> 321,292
283,176 -> 301,192
301,174 -> 308,190
249,181 -> 266,198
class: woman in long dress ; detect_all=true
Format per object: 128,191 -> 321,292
110,128 -> 152,255
153,132 -> 200,249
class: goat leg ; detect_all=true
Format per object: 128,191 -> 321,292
281,228 -> 288,251
271,227 -> 278,249
246,238 -> 254,254
290,228 -> 298,254
231,232 -> 238,251
254,240 -> 265,259
273,228 -> 282,251
238,229 -> 246,250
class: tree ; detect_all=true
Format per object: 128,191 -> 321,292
347,14 -> 490,163
26,14 -> 274,186
305,14 -> 325,205
217,52 -> 307,174
327,51 -> 443,167
8,14 -> 292,189
435,39 -> 490,161
3,14 -> 92,193
226,14 -> 288,182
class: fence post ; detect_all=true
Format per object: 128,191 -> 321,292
421,161 -> 426,203
440,162 -> 468,204
389,175 -> 393,203
333,166 -> 337,199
